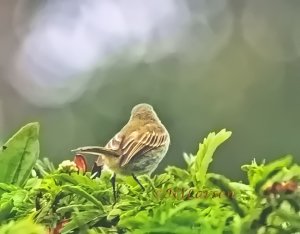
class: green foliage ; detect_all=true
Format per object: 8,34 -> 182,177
0,124 -> 300,233
0,122 -> 39,186
183,129 -> 232,187
0,218 -> 46,234
241,155 -> 295,192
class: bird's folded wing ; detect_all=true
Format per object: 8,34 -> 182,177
120,130 -> 168,167
105,131 -> 123,151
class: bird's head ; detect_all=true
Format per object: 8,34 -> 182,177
130,103 -> 159,121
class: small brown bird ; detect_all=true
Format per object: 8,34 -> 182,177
72,103 -> 170,200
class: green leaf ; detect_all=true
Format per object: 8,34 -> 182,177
193,129 -> 232,186
61,210 -> 106,234
53,173 -> 101,191
152,173 -> 173,188
34,158 -> 56,177
62,185 -> 104,211
208,174 -> 245,217
0,218 -> 46,234
0,183 -> 18,195
0,199 -> 14,221
165,166 -> 190,180
183,153 -> 196,167
56,204 -> 96,214
241,155 -> 293,192
107,208 -> 122,221
0,122 -> 40,186
276,209 -> 300,230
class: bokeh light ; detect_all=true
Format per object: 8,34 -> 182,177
242,0 -> 300,61
1,0 -> 300,180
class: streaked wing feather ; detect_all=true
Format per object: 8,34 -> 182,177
120,130 -> 167,167
105,132 -> 123,151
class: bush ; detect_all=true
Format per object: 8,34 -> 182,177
0,123 -> 299,234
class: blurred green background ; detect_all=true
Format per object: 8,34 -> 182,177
0,0 -> 300,181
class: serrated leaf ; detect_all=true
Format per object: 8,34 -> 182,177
183,153 -> 195,167
194,129 -> 232,186
165,166 -> 190,180
242,155 -> 293,192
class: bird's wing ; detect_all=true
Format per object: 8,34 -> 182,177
119,130 -> 168,167
105,131 -> 123,151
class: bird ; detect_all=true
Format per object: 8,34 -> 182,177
72,103 -> 170,202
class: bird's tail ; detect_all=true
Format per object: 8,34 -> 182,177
71,146 -> 119,178
71,146 -> 119,156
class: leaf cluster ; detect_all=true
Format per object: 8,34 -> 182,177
0,124 -> 299,234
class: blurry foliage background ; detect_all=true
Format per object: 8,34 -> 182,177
0,0 -> 300,180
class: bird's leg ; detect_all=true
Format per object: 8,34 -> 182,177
111,173 -> 117,205
132,173 -> 145,191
